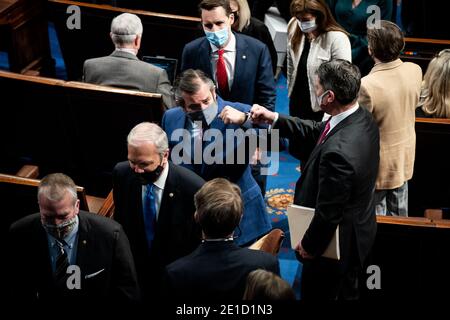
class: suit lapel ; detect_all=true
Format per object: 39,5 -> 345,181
199,39 -> 213,77
158,163 -> 178,232
231,33 -> 248,93
75,212 -> 90,273
32,219 -> 54,286
302,109 -> 363,172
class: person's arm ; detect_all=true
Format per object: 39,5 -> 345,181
301,151 -> 353,257
156,69 -> 175,109
111,225 -> 141,302
358,82 -> 374,113
255,45 -> 277,110
330,32 -> 352,62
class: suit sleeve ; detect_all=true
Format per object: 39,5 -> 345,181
180,45 -> 192,72
358,82 -> 374,113
255,45 -> 276,111
301,151 -> 353,256
157,69 -> 175,109
275,114 -> 323,160
111,225 -> 141,302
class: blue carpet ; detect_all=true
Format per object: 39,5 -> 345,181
265,74 -> 302,299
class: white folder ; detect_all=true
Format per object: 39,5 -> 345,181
287,204 -> 340,260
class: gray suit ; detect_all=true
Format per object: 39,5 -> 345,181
83,50 -> 174,108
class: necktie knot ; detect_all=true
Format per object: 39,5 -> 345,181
218,49 -> 225,57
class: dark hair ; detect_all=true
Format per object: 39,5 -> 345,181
290,0 -> 348,50
367,20 -> 404,63
243,269 -> 296,300
316,59 -> 361,105
199,0 -> 232,16
174,69 -> 215,106
194,178 -> 242,238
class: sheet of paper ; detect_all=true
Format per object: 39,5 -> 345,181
287,204 -> 340,260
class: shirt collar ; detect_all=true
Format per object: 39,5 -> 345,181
209,31 -> 236,53
153,161 -> 169,191
115,47 -> 137,56
330,102 -> 359,129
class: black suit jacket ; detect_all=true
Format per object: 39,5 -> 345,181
276,107 -> 380,269
165,241 -> 280,301
112,161 -> 205,295
7,211 -> 139,303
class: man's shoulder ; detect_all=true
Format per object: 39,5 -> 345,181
184,36 -> 207,50
236,32 -> 266,50
163,106 -> 184,119
169,162 -> 205,187
9,213 -> 41,233
79,211 -> 123,233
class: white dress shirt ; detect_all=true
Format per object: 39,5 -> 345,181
209,32 -> 236,89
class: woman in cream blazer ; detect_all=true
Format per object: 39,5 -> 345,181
287,0 -> 351,120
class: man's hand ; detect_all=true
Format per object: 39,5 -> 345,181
295,241 -> 314,260
250,104 -> 277,125
219,106 -> 247,125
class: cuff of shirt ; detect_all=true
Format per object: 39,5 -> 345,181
269,112 -> 280,132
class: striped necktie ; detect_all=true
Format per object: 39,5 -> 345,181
54,239 -> 70,286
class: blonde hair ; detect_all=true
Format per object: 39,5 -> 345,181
231,0 -> 251,32
290,0 -> 348,51
418,49 -> 450,118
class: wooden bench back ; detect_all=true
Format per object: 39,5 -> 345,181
48,0 -> 203,80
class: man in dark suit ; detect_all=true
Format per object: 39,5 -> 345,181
82,13 -> 174,108
162,69 -> 272,246
7,173 -> 140,303
165,178 -> 279,301
248,60 -> 380,299
112,122 -> 205,298
181,0 -> 276,110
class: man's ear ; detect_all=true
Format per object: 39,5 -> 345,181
326,90 -> 335,104
135,34 -> 142,49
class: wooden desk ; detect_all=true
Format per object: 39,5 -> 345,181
0,0 -> 53,74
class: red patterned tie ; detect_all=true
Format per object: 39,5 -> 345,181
317,118 -> 331,145
216,49 -> 229,96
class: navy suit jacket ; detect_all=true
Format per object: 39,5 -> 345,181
162,97 -> 272,245
181,32 -> 276,110
165,241 -> 280,301
7,211 -> 140,303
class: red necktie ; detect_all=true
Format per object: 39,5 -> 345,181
216,49 -> 229,96
317,118 -> 331,145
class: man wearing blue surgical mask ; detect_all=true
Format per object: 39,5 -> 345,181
181,0 -> 275,110
7,173 -> 140,303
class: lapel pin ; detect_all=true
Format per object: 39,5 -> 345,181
242,55 -> 247,60
169,193 -> 174,198
82,240 -> 87,245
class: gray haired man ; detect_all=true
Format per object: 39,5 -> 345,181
83,13 -> 174,108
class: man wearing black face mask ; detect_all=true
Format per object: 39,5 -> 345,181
7,173 -> 140,304
112,122 -> 205,300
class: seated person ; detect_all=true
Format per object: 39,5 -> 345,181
7,173 -> 140,303
83,13 -> 174,108
416,49 -> 450,119
164,178 -> 279,301
243,269 -> 296,300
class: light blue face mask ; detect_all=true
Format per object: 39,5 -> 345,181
204,27 -> 229,48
